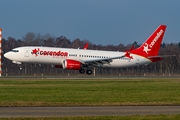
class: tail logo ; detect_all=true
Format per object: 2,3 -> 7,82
143,29 -> 164,54
143,43 -> 151,54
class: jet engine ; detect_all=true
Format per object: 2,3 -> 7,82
62,59 -> 81,70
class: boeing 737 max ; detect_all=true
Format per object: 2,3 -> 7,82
4,25 -> 171,75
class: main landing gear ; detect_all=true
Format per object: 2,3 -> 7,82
18,65 -> 23,71
79,68 -> 92,75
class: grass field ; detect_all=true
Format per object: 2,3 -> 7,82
1,77 -> 180,119
0,78 -> 180,106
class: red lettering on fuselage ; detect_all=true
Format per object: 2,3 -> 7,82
32,48 -> 68,57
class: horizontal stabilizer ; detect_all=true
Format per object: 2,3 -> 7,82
147,55 -> 176,62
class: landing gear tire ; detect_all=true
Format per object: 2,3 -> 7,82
19,66 -> 22,71
86,70 -> 92,75
79,69 -> 85,74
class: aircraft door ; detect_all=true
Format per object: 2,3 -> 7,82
136,56 -> 139,66
25,48 -> 29,57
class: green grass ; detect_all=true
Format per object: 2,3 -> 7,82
0,78 -> 180,106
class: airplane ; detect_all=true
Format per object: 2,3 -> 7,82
4,25 -> 171,75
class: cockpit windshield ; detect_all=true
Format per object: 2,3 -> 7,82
11,49 -> 19,52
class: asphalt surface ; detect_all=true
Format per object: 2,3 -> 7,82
0,106 -> 180,117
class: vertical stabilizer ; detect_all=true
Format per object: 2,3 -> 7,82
132,25 -> 166,57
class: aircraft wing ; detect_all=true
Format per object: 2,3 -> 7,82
79,46 -> 134,67
80,55 -> 125,67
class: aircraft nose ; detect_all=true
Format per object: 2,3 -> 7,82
4,52 -> 11,60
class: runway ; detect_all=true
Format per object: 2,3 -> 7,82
1,106 -> 180,117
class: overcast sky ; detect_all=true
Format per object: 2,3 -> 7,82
1,0 -> 180,45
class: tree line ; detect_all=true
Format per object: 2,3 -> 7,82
2,32 -> 180,76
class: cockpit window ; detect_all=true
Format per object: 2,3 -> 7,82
11,50 -> 19,52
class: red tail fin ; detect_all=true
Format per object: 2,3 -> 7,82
132,25 -> 166,57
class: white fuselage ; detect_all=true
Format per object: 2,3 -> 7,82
4,46 -> 152,68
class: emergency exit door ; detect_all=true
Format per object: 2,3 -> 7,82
25,48 -> 29,57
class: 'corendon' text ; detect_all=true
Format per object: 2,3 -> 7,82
31,48 -> 68,57
149,29 -> 164,48
40,50 -> 68,57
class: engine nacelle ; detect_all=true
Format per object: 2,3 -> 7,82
62,59 -> 81,70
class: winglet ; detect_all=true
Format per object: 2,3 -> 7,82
83,43 -> 88,50
124,45 -> 134,59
